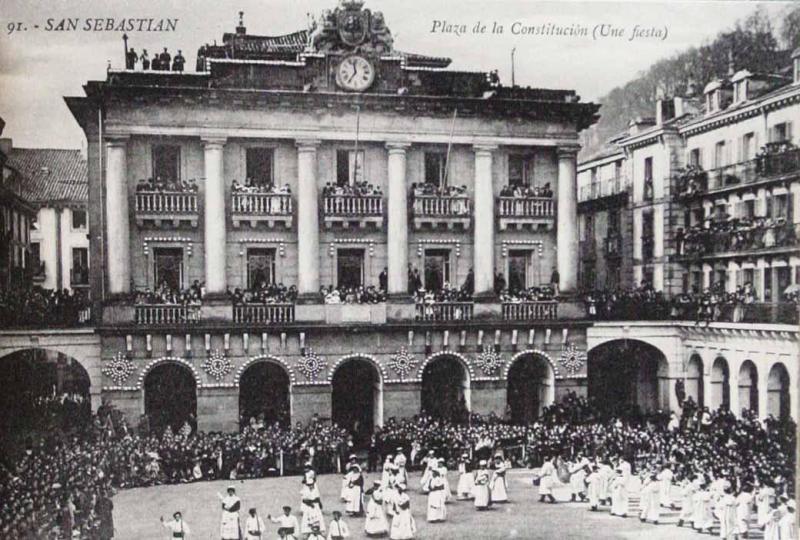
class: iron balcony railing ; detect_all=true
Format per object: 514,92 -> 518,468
415,301 -> 474,321
323,195 -> 383,216
233,303 -> 295,324
497,197 -> 553,218
231,193 -> 293,216
135,305 -> 200,325
502,301 -> 558,321
578,176 -> 629,202
135,191 -> 198,214
412,195 -> 471,217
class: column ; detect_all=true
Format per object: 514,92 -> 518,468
557,146 -> 580,294
296,139 -> 321,298
473,144 -> 497,296
203,138 -> 227,295
105,137 -> 131,294
386,142 -> 411,296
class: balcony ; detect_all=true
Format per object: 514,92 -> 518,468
415,301 -> 474,321
135,191 -> 199,227
497,197 -> 554,231
134,305 -> 201,325
759,146 -> 800,178
578,176 -> 629,203
680,221 -> 799,261
322,195 -> 383,229
412,195 -> 471,230
70,267 -> 90,288
502,301 -> 558,321
233,303 -> 295,324
231,193 -> 293,229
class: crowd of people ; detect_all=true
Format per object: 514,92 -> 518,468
322,181 -> 382,198
133,280 -> 203,306
322,285 -> 387,305
677,216 -> 797,257
135,176 -> 197,193
229,282 -> 298,305
125,47 -> 186,71
499,183 -> 553,198
0,286 -> 90,327
232,179 -> 291,195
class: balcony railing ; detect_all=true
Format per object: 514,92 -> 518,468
322,195 -> 384,228
134,305 -> 200,325
706,160 -> 758,191
502,301 -> 557,321
233,303 -> 295,324
134,191 -> 199,227
412,195 -> 471,229
231,193 -> 293,228
498,197 -> 554,230
415,301 -> 474,321
760,147 -> 800,177
680,221 -> 799,259
578,176 -> 629,202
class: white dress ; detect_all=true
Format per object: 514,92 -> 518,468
473,470 -> 491,508
610,476 -> 628,516
426,477 -> 447,522
390,493 -> 416,540
345,470 -> 364,514
456,462 -> 475,499
586,472 -> 601,508
301,485 -> 326,534
568,460 -> 588,497
756,487 -> 774,527
219,495 -> 241,540
244,515 -> 266,540
490,464 -> 508,503
715,494 -> 736,540
734,491 -> 752,535
657,468 -> 673,507
365,491 -> 389,536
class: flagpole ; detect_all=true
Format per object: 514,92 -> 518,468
443,108 -> 458,186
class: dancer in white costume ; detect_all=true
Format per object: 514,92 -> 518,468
426,469 -> 447,522
390,484 -> 416,540
364,481 -> 389,537
490,455 -> 508,503
268,506 -> 299,540
473,460 -> 491,510
456,454 -> 475,500
217,486 -> 242,540
300,479 -> 326,536
160,512 -> 190,538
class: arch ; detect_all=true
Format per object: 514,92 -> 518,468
144,360 -> 197,434
239,360 -> 292,429
737,360 -> 758,416
502,349 -> 558,380
420,352 -> 471,420
767,362 -> 790,420
136,356 -> 201,390
235,355 -> 295,386
587,339 -> 669,415
0,349 -> 93,440
685,353 -> 704,409
331,355 -> 384,444
506,351 -> 555,424
710,356 -> 730,411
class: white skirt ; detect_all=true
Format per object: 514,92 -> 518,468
220,512 -> 240,540
390,510 -> 416,540
427,491 -> 447,522
365,499 -> 389,535
457,472 -> 475,498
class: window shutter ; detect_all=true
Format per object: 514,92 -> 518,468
787,122 -> 794,143
737,136 -> 744,163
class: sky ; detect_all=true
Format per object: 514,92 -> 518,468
0,0 -> 792,149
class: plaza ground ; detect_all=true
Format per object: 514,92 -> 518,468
111,470 -> 754,540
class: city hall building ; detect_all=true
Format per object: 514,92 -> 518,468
56,1 -> 797,434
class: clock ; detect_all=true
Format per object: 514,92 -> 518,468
335,55 -> 375,92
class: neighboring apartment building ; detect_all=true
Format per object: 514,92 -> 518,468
1,141 -> 89,293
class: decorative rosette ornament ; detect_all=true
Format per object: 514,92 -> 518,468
203,349 -> 233,381
559,343 -> 586,375
102,352 -> 136,385
475,345 -> 504,376
389,347 -> 417,380
298,348 -> 327,381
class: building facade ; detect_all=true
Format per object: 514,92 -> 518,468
66,1 -> 601,433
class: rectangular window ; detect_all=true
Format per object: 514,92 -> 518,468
336,149 -> 365,186
770,122 -> 791,143
714,141 -> 726,168
71,209 -> 87,230
423,248 -> 451,291
507,250 -> 532,292
773,194 -> 788,219
424,152 -> 447,187
743,268 -> 754,288
247,248 -> 276,289
508,154 -> 533,187
614,161 -> 622,179
246,148 -> 274,187
642,211 -> 654,260
30,242 -> 41,270
71,247 -> 89,285
153,247 -> 184,292
336,248 -> 365,290
152,145 -> 181,182
643,157 -> 653,182
742,132 -> 755,160
689,148 -> 701,167
608,209 -> 620,235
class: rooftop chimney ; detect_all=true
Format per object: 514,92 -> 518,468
0,138 -> 11,156
236,11 -> 246,35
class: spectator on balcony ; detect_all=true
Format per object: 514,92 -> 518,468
158,48 -> 171,71
462,269 -> 474,296
125,48 -> 139,70
141,49 -> 150,70
379,267 -> 388,293
172,50 -> 185,72
550,267 -> 560,297
408,266 -> 422,294
493,272 -> 506,295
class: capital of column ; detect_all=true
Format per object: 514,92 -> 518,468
386,141 -> 411,154
473,143 -> 499,156
105,135 -> 130,148
556,145 -> 581,160
296,138 -> 321,151
201,136 -> 227,149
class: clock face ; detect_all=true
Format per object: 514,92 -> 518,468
336,55 -> 375,92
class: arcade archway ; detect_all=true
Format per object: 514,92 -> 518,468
239,361 -> 291,429
685,354 -> 704,408
0,349 -> 91,446
738,361 -> 758,416
421,354 -> 470,422
331,357 -> 382,445
710,356 -> 730,411
767,363 -> 790,420
144,362 -> 197,434
506,352 -> 554,424
587,340 -> 668,416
